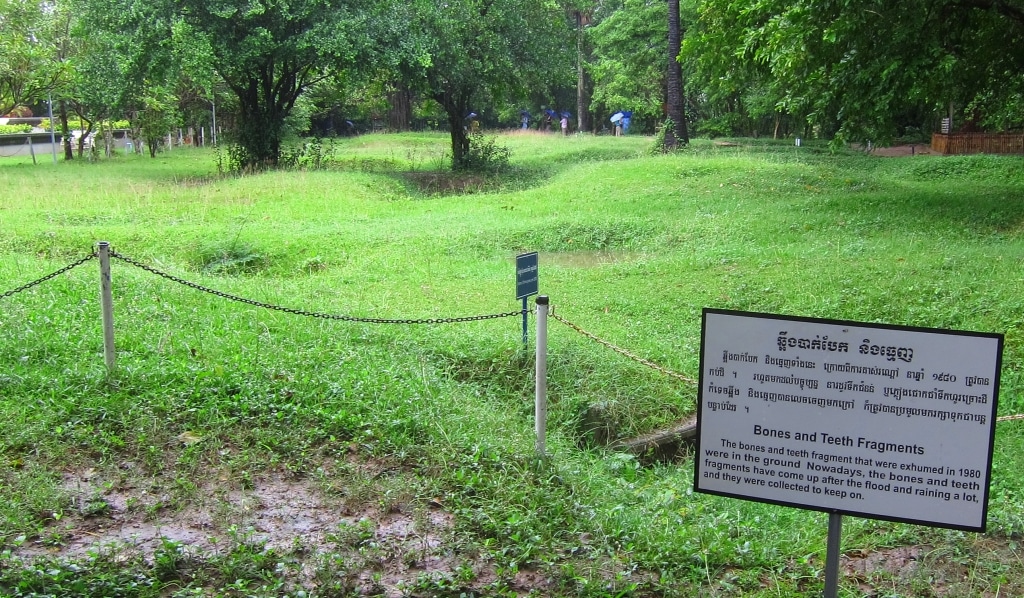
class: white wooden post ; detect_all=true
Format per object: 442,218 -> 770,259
98,242 -> 116,373
535,296 -> 549,456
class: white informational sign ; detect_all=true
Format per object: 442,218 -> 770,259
695,309 -> 1003,532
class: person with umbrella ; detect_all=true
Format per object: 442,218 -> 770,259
610,111 -> 624,136
543,109 -> 555,131
560,111 -> 570,136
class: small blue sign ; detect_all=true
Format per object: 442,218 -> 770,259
516,252 -> 539,299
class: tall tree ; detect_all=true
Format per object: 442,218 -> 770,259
408,0 -> 573,169
664,0 -> 687,148
73,0 -> 182,158
567,1 -> 596,132
173,0 -> 377,169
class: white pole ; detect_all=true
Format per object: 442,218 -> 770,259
211,99 -> 217,146
98,241 -> 116,373
535,295 -> 549,456
47,93 -> 57,164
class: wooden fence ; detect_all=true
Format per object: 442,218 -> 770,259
931,133 -> 1024,155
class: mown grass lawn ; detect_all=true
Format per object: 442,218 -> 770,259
1,132 -> 1023,596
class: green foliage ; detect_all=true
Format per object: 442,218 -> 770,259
587,0 -> 668,126
408,0 -> 573,169
0,124 -> 32,134
461,132 -> 511,173
649,118 -> 679,154
73,0 -> 180,135
135,87 -> 179,158
279,137 -> 337,171
171,0 -> 382,170
0,0 -> 69,115
195,240 -> 268,275
0,548 -> 159,596
685,0 -> 1024,142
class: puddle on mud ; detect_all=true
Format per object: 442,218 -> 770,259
10,467 -> 468,596
534,250 -> 639,268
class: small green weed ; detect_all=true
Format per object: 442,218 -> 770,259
195,240 -> 268,275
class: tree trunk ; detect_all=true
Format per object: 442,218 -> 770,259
77,119 -> 94,159
227,70 -> 304,170
387,84 -> 413,132
575,10 -> 593,133
234,82 -> 286,169
438,90 -> 471,170
58,101 -> 72,161
665,0 -> 688,149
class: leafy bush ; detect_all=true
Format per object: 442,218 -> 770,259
0,124 -> 33,134
462,132 -> 511,173
649,118 -> 681,154
696,112 -> 743,138
279,137 -> 337,170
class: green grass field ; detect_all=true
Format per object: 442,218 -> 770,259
1,132 -> 1023,596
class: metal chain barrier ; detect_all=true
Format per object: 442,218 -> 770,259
549,306 -> 698,385
548,307 -> 1024,423
0,252 -> 97,300
4,248 -> 1024,423
109,249 -> 525,325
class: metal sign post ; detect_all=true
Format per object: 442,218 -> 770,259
824,512 -> 842,598
515,252 -> 539,347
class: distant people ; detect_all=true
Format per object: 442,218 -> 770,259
544,111 -> 553,131
621,111 -> 632,134
610,111 -> 624,136
560,114 -> 568,135
520,111 -> 530,129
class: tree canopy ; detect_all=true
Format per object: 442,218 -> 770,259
0,0 -> 67,115
685,0 -> 1024,142
587,0 -> 668,125
408,0 -> 573,168
172,0 -> 378,168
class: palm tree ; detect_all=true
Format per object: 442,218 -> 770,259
665,0 -> 688,149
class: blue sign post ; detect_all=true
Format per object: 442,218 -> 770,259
516,252 -> 539,346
